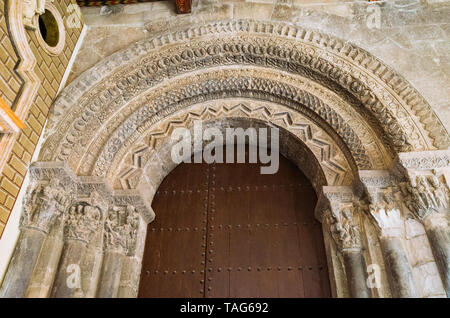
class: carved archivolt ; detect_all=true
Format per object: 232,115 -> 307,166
41,20 -> 450,191
114,100 -> 353,190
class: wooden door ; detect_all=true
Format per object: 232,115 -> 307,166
138,146 -> 331,298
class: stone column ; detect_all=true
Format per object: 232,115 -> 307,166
118,214 -> 147,298
369,202 -> 417,297
321,187 -> 371,298
0,176 -> 70,298
97,205 -> 140,298
24,217 -> 65,297
422,212 -> 449,295
396,150 -> 450,296
360,170 -> 417,298
50,200 -> 102,298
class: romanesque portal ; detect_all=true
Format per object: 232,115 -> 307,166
0,16 -> 448,298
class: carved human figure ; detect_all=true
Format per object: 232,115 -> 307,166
104,205 -> 139,254
65,203 -> 102,244
329,205 -> 361,251
21,179 -> 68,232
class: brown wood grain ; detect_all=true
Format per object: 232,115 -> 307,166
138,145 -> 331,297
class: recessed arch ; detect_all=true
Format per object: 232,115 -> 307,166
40,21 -> 449,191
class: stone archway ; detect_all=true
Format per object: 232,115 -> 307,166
1,20 -> 449,298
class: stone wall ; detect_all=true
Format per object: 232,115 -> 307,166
0,0 -> 84,237
70,0 -> 450,133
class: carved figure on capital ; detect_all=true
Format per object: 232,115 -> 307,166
104,205 -> 139,255
399,173 -> 449,219
327,204 -> 362,251
21,179 -> 70,233
64,202 -> 102,244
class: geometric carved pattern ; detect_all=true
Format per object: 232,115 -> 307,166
41,20 -> 450,191
115,102 -> 352,189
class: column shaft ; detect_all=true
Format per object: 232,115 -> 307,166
342,249 -> 371,298
96,251 -> 125,298
0,229 -> 46,297
380,236 -> 417,297
51,240 -> 87,298
424,225 -> 450,296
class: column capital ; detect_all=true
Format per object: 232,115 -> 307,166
21,162 -> 76,233
104,204 -> 140,255
394,151 -> 450,221
358,170 -> 405,238
320,186 -> 363,252
64,192 -> 104,244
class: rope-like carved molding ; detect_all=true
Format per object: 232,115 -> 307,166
43,67 -> 390,181
88,76 -> 372,180
111,101 -> 352,189
46,20 -> 449,162
74,68 -> 389,177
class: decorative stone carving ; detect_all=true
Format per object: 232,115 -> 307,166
399,174 -> 449,220
358,170 -> 404,235
21,179 -> 70,233
104,205 -> 139,255
23,0 -> 53,30
328,205 -> 362,251
368,190 -> 404,238
64,202 -> 102,244
116,101 -> 354,190
321,186 -> 363,251
41,20 -> 450,192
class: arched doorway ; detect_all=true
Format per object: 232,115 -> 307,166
138,146 -> 331,297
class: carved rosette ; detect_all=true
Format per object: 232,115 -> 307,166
21,178 -> 70,233
64,203 -> 102,244
104,205 -> 139,255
